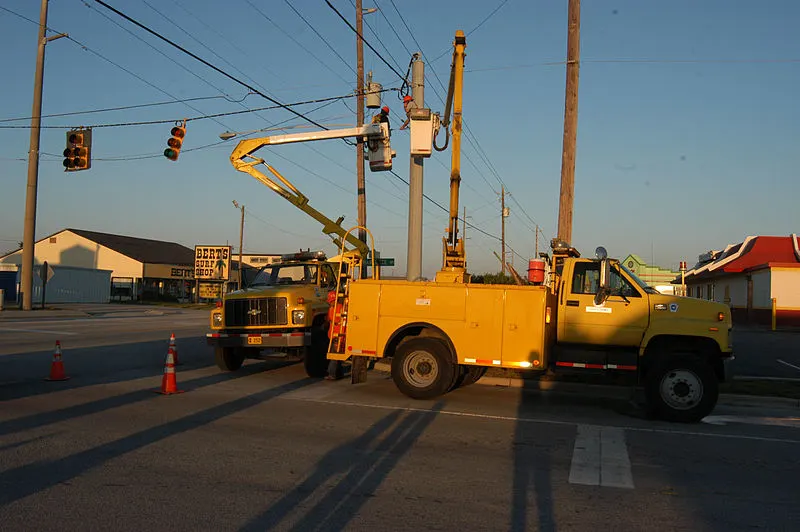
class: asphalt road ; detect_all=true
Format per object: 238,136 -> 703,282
0,308 -> 799,531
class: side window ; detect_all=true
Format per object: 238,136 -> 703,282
610,268 -> 641,298
572,263 -> 599,294
319,264 -> 335,288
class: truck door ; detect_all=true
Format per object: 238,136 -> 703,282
559,262 -> 649,351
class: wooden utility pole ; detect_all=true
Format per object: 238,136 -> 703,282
355,0 -> 366,248
556,0 -> 581,245
535,224 -> 539,256
501,186 -> 506,275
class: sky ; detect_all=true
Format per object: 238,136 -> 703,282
1,0 -> 798,278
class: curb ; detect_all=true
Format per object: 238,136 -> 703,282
372,361 -> 800,409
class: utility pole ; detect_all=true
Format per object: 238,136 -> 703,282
556,0 -> 581,245
21,0 -> 65,311
406,54 -> 425,281
535,224 -> 539,256
233,201 -> 245,290
501,186 -> 506,276
355,0 -> 367,256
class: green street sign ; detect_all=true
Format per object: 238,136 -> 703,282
376,258 -> 395,267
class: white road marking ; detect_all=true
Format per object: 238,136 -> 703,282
288,397 -> 800,445
568,425 -> 634,488
703,415 -> 800,428
777,359 -> 800,373
599,427 -> 635,489
568,425 -> 600,485
0,327 -> 78,335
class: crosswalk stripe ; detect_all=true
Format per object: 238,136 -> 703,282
569,424 -> 634,489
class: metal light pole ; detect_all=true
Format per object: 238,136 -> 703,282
232,200 -> 244,290
21,0 -> 66,310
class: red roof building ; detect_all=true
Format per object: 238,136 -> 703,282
679,234 -> 800,326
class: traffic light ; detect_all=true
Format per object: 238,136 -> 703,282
164,122 -> 186,161
62,128 -> 92,171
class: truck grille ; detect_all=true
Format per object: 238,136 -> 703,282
225,298 -> 288,327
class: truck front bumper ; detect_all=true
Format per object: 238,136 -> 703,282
206,331 -> 310,349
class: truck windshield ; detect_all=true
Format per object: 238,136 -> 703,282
249,264 -> 318,287
620,263 -> 659,294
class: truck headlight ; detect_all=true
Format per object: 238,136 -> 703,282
292,309 -> 306,324
212,312 -> 223,328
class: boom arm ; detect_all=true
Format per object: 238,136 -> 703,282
438,30 -> 468,279
229,123 -> 392,258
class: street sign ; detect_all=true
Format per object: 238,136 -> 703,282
194,245 -> 232,281
376,258 -> 395,267
198,282 -> 223,299
36,263 -> 55,283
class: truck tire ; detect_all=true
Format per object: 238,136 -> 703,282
215,347 -> 245,372
392,337 -> 455,399
460,366 -> 487,387
303,324 -> 330,378
645,355 -> 718,423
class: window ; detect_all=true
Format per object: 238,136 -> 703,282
571,263 -> 640,297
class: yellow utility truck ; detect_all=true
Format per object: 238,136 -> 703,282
207,250 -> 340,377
323,31 -> 733,422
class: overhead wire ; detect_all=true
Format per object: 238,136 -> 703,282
242,0 -> 352,87
428,0 -> 514,64
283,1 -> 357,77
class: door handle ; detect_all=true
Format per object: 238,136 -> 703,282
566,300 -> 579,307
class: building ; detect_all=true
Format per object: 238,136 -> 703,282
679,234 -> 800,326
239,253 -> 282,268
621,254 -> 680,294
0,228 -> 196,302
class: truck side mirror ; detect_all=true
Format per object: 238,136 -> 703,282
594,258 -> 611,306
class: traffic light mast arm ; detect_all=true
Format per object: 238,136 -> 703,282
229,124 -> 389,259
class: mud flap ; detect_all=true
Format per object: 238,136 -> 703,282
351,356 -> 369,384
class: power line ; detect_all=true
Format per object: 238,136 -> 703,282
348,0 -> 405,74
0,92 -> 374,129
324,0 -> 409,83
428,0 -> 514,64
284,1 -> 358,77
465,58 -> 800,72
242,0 -> 352,87
0,94 -> 253,124
0,4 -> 233,131
91,0 -> 330,131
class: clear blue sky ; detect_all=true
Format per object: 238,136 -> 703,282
1,0 -> 798,277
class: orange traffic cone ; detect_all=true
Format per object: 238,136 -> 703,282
169,333 -> 181,365
157,346 -> 184,395
45,340 -> 70,381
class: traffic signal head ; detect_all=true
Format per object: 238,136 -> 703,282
62,128 -> 92,171
164,124 -> 186,161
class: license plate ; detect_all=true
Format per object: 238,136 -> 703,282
247,336 -> 262,345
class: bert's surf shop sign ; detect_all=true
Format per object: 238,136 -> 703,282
194,245 -> 232,281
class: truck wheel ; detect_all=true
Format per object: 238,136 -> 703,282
392,338 -> 455,399
215,347 -> 245,372
303,324 -> 329,378
645,356 -> 718,423
460,366 -> 487,387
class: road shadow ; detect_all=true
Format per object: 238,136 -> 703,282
0,337 -> 215,401
0,360 -> 294,437
241,401 -> 444,532
511,380 -> 556,532
0,376 -> 317,506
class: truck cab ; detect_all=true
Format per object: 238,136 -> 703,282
206,250 -> 336,377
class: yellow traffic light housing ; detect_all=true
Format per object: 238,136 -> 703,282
62,128 -> 92,171
164,121 -> 186,161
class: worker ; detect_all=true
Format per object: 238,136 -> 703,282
399,95 -> 415,130
372,105 -> 391,134
325,289 -> 343,380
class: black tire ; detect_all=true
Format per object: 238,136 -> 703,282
645,355 -> 718,423
391,337 -> 455,399
215,347 -> 245,372
304,323 -> 330,378
460,366 -> 488,387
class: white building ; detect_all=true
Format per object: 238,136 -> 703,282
0,228 -> 195,302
